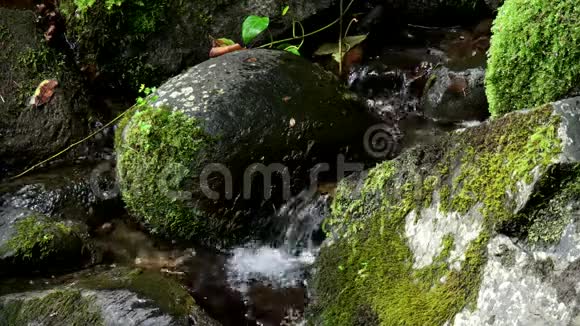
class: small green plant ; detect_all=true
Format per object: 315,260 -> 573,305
136,84 -> 158,106
217,0 -> 361,60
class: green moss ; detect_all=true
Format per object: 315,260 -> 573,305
0,289 -> 103,325
77,268 -> 194,318
116,105 -> 213,239
313,105 -> 564,325
485,0 -> 580,116
4,215 -> 74,261
522,164 -> 580,245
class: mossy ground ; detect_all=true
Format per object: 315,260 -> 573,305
116,105 -> 214,240
312,105 -> 565,325
485,0 -> 580,116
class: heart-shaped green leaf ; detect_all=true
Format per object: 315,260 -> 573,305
242,15 -> 270,45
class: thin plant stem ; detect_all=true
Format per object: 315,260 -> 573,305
257,0 -> 356,49
339,0 -> 343,75
10,105 -> 136,180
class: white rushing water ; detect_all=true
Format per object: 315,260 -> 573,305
226,192 -> 330,294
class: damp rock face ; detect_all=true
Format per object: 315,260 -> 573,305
0,8 -> 92,173
421,66 -> 489,123
0,267 -> 220,326
115,49 -> 379,245
0,162 -> 120,227
308,97 -> 580,325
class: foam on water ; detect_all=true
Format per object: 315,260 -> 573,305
226,192 -> 330,294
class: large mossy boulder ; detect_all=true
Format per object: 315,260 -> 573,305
0,8 -> 92,172
485,0 -> 580,116
309,97 -> 580,325
0,267 -> 219,326
115,49 -> 378,244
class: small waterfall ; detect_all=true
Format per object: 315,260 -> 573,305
226,191 -> 330,293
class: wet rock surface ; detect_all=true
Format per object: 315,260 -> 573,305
0,161 -> 120,226
421,66 -> 488,123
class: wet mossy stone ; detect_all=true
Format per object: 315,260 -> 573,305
309,97 -> 580,325
0,8 -> 92,173
116,49 -> 378,245
0,267 -> 219,326
0,207 -> 91,276
485,0 -> 580,116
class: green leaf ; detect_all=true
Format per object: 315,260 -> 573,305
284,45 -> 301,56
282,5 -> 289,16
242,15 -> 270,45
314,34 -> 368,63
217,38 -> 236,46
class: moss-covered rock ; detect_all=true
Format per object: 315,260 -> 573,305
309,97 -> 580,325
0,207 -> 92,276
115,49 -> 379,245
0,267 -> 220,326
0,8 -> 92,172
485,0 -> 580,116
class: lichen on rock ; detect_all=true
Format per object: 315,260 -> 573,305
310,97 -> 580,325
485,0 -> 580,116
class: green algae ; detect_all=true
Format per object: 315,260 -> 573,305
485,0 -> 580,116
116,105 -> 214,240
312,104 -> 565,325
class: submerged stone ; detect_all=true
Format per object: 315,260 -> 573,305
309,97 -> 580,325
115,49 -> 379,245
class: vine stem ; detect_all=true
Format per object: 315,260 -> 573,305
338,0 -> 344,75
257,0 -> 356,49
10,105 -> 136,180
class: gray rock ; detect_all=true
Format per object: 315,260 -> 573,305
421,66 -> 489,123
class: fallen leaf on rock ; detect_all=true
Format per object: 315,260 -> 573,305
244,57 -> 258,63
282,96 -> 292,102
209,43 -> 244,58
31,79 -> 58,107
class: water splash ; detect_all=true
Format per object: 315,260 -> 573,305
226,192 -> 330,294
